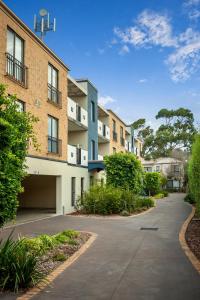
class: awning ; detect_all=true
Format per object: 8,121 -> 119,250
88,160 -> 105,172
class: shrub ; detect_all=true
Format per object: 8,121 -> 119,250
77,185 -> 154,215
61,230 -> 79,239
120,210 -> 130,217
0,85 -> 38,227
188,134 -> 200,216
53,252 -> 66,262
184,193 -> 195,204
104,153 -> 143,194
153,193 -> 165,199
0,235 -> 44,292
53,234 -> 71,244
22,237 -> 45,256
144,172 -> 161,196
162,190 -> 169,197
136,197 -> 154,208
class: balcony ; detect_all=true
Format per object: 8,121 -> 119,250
68,97 -> 88,129
5,53 -> 28,88
98,121 -> 110,143
48,84 -> 62,108
125,140 -> 128,151
113,131 -> 118,142
48,136 -> 62,156
68,145 -> 88,166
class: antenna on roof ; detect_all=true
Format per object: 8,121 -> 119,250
34,9 -> 56,41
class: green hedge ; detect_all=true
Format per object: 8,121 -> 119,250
104,153 -> 143,194
144,172 -> 162,196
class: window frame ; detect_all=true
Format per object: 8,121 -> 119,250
91,101 -> 95,122
7,27 -> 24,64
48,115 -> 59,154
91,139 -> 95,160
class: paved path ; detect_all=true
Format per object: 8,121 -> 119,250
1,194 -> 200,300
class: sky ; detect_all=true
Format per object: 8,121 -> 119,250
3,0 -> 200,127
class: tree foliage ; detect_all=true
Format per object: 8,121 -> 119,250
104,152 -> 143,194
188,134 -> 200,216
0,84 -> 38,227
144,172 -> 161,196
133,108 -> 196,160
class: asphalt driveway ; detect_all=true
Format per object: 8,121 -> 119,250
1,193 -> 200,300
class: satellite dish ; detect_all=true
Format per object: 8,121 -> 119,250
39,9 -> 47,17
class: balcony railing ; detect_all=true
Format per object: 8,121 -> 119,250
48,84 -> 62,107
48,136 -> 62,155
68,144 -> 88,166
113,131 -> 118,142
120,137 -> 125,146
6,53 -> 28,87
68,98 -> 88,127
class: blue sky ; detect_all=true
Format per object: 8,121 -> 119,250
4,0 -> 200,127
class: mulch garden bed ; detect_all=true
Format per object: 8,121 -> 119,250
37,232 -> 90,276
186,217 -> 200,261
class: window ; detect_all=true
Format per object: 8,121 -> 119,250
91,101 -> 95,122
6,28 -> 27,86
91,140 -> 95,160
48,116 -> 59,153
113,147 -> 116,153
156,165 -> 160,172
81,177 -> 84,199
131,136 -> 134,148
144,167 -> 152,172
71,177 -> 76,206
120,126 -> 124,146
48,64 -> 60,104
16,99 -> 25,112
112,119 -> 117,141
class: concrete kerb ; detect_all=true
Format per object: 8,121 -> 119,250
179,205 -> 200,275
16,231 -> 97,300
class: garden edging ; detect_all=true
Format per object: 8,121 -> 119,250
16,231 -> 97,300
179,205 -> 200,275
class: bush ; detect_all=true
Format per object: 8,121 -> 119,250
77,185 -> 154,215
144,172 -> 161,196
162,190 -> 169,197
0,85 -> 38,227
0,235 -> 44,292
184,193 -> 195,204
188,134 -> 200,216
104,153 -> 143,194
153,193 -> 165,199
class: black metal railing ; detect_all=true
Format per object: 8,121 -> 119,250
120,137 -> 125,146
103,124 -> 106,137
113,131 -> 117,141
48,136 -> 62,155
48,84 -> 62,107
77,148 -> 82,165
6,53 -> 27,87
76,105 -> 81,122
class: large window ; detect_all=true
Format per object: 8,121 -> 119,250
48,64 -> 60,104
6,28 -> 27,86
120,126 -> 124,146
91,101 -> 95,122
48,115 -> 59,153
112,119 -> 117,141
91,140 -> 95,160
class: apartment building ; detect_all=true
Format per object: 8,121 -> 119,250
0,1 -> 90,215
134,137 -> 143,160
0,1 -> 138,218
107,109 -> 134,154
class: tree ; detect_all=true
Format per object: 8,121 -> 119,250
133,108 -> 197,160
144,172 -> 161,196
104,152 -> 143,194
188,134 -> 200,217
0,85 -> 38,227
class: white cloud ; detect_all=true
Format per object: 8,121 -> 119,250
119,45 -> 130,55
113,10 -> 200,82
98,95 -> 117,106
166,28 -> 200,81
183,0 -> 200,20
114,10 -> 177,49
138,78 -> 148,83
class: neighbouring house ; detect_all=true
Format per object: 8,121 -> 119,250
142,157 -> 185,190
134,137 -> 143,160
